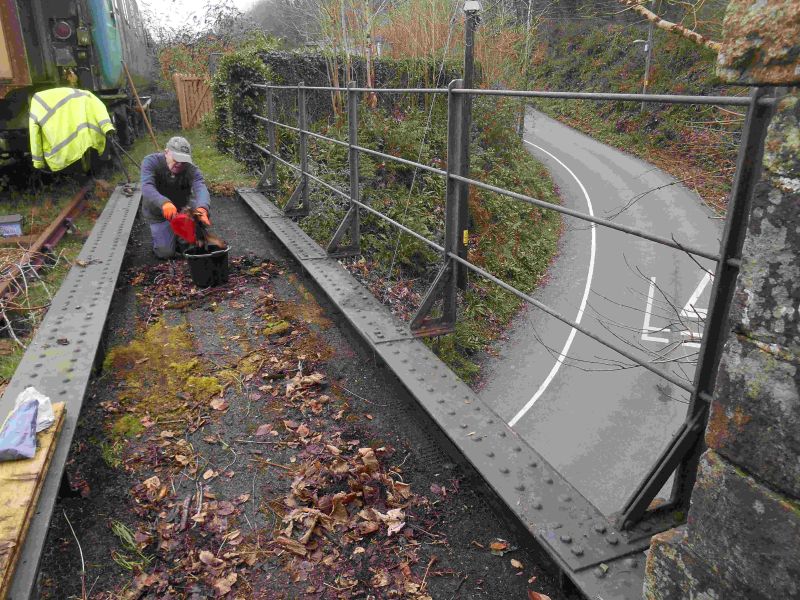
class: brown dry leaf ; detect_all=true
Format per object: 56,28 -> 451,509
210,398 -> 229,411
378,508 -> 406,536
330,495 -> 350,524
296,423 -> 311,438
490,539 -> 509,553
202,469 -> 217,480
394,481 -> 412,500
528,592 -> 551,600
511,558 -> 524,570
336,575 -> 358,589
143,476 -> 161,491
330,457 -> 349,475
325,444 -> 341,456
216,501 -> 235,516
276,535 -> 308,556
160,430 -> 176,438
357,521 -> 380,536
358,448 -> 380,473
255,423 -> 273,437
174,454 -> 190,466
213,572 -> 237,595
199,549 -> 224,568
370,569 -> 391,587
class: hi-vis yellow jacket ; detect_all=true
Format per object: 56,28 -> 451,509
28,88 -> 115,171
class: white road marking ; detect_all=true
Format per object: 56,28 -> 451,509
642,276 -> 671,343
680,271 -> 712,320
509,141 -> 597,428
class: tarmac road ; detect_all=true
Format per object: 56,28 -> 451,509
479,109 -> 722,515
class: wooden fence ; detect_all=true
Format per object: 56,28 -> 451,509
173,74 -> 212,129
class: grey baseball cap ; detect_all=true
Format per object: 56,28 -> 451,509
166,136 -> 194,164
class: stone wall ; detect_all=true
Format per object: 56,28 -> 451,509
644,2 -> 799,597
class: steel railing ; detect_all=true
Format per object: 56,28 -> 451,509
224,79 -> 776,529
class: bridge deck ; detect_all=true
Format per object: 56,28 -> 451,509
236,187 -> 654,600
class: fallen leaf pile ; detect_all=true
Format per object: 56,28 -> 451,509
126,255 -> 277,320
83,255 -> 448,599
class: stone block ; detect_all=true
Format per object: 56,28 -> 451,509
717,0 -> 800,84
644,526 -> 757,600
684,451 -> 800,599
708,334 -> 800,497
728,95 -> 799,350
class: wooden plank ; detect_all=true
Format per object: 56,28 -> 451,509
0,235 -> 36,247
173,73 -> 187,129
187,83 -> 211,127
0,403 -> 66,600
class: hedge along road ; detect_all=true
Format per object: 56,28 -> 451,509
479,108 -> 721,515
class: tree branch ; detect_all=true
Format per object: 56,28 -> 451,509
619,0 -> 721,52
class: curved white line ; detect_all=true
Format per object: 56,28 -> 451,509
508,141 -> 596,428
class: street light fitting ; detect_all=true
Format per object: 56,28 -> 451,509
464,1 -> 482,14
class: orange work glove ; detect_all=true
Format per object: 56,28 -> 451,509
162,201 -> 177,221
196,207 -> 211,226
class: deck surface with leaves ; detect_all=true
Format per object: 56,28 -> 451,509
36,197 -> 571,600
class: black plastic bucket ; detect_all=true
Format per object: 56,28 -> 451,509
183,245 -> 230,287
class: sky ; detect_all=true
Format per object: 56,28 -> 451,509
136,0 -> 258,32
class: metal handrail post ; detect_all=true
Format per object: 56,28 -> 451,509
283,82 -> 310,215
348,81 -> 360,248
267,84 -> 277,189
670,86 -> 775,505
326,81 -> 361,256
618,87 -> 775,529
410,80 -> 463,334
459,10 -> 478,290
447,79 -> 466,313
299,81 -> 309,210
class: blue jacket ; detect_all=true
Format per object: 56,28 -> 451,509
140,152 -> 211,224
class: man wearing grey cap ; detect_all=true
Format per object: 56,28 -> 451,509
140,136 -> 212,258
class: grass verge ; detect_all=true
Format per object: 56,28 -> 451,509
530,20 -> 748,213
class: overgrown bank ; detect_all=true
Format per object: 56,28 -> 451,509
530,20 -> 747,212
214,46 -> 562,382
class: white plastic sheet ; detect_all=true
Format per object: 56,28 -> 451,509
15,386 -> 55,432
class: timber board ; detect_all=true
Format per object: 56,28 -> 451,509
0,403 -> 66,599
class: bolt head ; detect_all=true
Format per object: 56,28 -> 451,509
593,522 -> 607,534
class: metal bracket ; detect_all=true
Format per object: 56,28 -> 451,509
326,206 -> 360,258
410,261 -> 456,336
256,160 -> 277,193
282,177 -> 309,217
618,408 -> 707,530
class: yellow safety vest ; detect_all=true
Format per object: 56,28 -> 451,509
28,88 -> 115,171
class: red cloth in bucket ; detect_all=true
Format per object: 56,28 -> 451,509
170,213 -> 196,244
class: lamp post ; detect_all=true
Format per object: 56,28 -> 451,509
633,0 -> 656,112
458,0 -> 481,289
